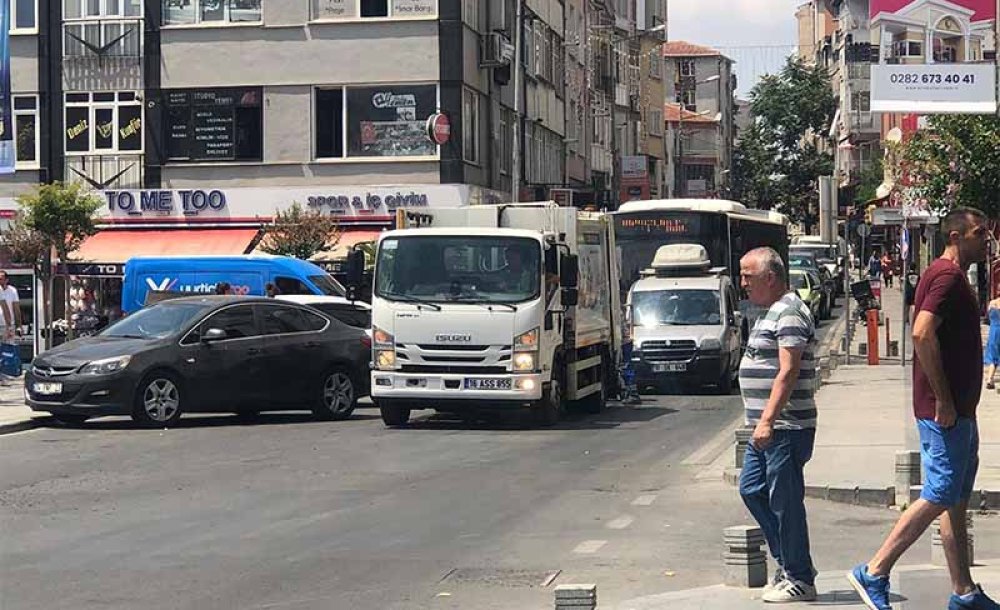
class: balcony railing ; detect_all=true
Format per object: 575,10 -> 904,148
65,154 -> 144,191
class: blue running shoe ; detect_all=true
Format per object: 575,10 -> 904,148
847,564 -> 891,610
949,584 -> 1000,610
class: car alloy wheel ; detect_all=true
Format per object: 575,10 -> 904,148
314,369 -> 356,421
144,378 -> 180,423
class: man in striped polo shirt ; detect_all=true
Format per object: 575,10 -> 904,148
738,247 -> 818,603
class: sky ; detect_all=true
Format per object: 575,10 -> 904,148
669,0 -> 805,96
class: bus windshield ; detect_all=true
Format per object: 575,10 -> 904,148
375,236 -> 542,304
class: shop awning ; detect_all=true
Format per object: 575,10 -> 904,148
72,228 -> 261,263
309,230 -> 384,262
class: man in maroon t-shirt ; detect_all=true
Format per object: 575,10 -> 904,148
849,208 -> 997,610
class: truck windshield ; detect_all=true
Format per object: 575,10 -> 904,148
632,289 -> 721,327
375,236 -> 541,304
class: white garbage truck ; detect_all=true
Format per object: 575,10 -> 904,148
369,202 -> 623,426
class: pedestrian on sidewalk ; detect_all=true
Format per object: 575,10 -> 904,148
869,251 -> 882,280
738,247 -> 818,603
983,297 -> 1000,390
848,208 -> 1000,610
881,253 -> 894,288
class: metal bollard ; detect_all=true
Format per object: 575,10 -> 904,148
931,513 -> 974,567
894,451 -> 921,508
859,342 -> 868,356
724,525 -> 767,588
889,341 -> 899,357
735,428 -> 753,469
554,584 -> 596,610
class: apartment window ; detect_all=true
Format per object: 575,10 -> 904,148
679,59 -> 695,77
313,84 -> 438,159
315,88 -> 344,159
163,0 -> 261,25
64,19 -> 141,57
12,0 -> 37,30
852,91 -> 871,113
164,88 -> 261,161
64,0 -> 141,18
647,108 -> 663,136
680,89 -> 696,111
13,96 -> 38,167
650,53 -> 663,79
463,88 -> 480,164
312,0 -> 436,20
892,40 -> 922,58
64,91 -> 143,155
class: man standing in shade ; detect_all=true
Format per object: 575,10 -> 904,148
849,208 -> 1000,610
738,247 -> 818,603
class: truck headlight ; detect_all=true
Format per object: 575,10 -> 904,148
375,349 -> 397,370
513,352 -> 536,372
80,355 -> 132,375
373,326 -> 394,348
700,338 -> 721,351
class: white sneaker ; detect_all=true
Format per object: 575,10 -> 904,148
762,578 -> 817,603
763,567 -> 786,594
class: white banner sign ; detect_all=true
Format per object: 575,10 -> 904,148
871,64 -> 997,114
391,0 -> 436,17
313,0 -> 356,19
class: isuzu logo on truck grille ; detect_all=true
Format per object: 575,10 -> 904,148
436,334 -> 472,343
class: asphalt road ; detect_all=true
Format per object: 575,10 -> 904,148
2,299 -> 906,610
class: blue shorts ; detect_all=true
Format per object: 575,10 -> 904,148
918,418 -> 979,507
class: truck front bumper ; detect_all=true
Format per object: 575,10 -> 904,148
370,371 -> 544,407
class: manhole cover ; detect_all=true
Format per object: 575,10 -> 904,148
441,568 -> 560,588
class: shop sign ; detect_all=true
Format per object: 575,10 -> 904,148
392,0 -> 436,17
62,263 -> 124,276
105,189 -> 227,216
621,156 -> 647,179
426,113 -> 450,145
871,64 -> 997,114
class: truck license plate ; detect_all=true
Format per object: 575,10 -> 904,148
464,378 -> 512,390
653,363 -> 687,373
33,382 -> 62,395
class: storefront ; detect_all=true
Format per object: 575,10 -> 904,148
41,184 -> 499,352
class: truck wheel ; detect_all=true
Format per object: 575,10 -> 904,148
533,377 -> 564,426
379,400 -> 411,426
714,363 -> 734,395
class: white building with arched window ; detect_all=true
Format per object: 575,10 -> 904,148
872,0 -> 996,64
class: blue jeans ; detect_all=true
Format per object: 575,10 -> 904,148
739,428 -> 817,585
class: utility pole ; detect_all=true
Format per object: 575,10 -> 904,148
511,0 -> 525,202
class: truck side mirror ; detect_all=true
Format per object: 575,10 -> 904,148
562,287 -> 579,307
561,255 -> 579,288
345,249 -> 365,291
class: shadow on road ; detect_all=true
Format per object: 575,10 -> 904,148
398,403 -> 678,432
39,411 -> 383,431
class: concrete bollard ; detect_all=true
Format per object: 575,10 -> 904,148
554,584 -> 596,610
894,451 -> 921,508
829,349 -> 841,369
819,358 -> 832,382
724,525 -> 768,588
735,428 -> 753,469
931,513 -> 974,567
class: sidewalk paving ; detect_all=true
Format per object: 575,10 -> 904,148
0,377 -> 47,434
612,561 -> 1000,609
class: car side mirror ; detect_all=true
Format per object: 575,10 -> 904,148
345,249 -> 365,294
201,328 -> 227,343
561,255 -> 579,288
562,287 -> 579,307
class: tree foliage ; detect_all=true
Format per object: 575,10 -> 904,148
1,216 -> 48,271
17,182 -> 103,262
899,115 -> 1000,217
731,57 -> 837,228
259,202 -> 341,260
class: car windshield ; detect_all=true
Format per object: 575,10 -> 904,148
375,236 -> 541,304
632,289 -> 721,326
101,302 -> 208,340
790,274 -> 809,290
308,275 -> 347,297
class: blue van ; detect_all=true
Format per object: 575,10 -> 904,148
121,255 -> 346,313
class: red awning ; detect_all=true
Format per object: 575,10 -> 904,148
72,228 -> 261,263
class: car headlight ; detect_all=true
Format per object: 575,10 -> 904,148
513,352 -> 536,372
79,355 -> 132,375
375,349 -> 397,370
515,328 -> 538,350
700,338 -> 721,351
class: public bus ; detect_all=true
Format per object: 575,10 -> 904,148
613,199 -> 789,288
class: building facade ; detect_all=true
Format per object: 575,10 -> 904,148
662,41 -> 735,198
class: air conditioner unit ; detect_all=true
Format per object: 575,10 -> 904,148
481,32 -> 514,69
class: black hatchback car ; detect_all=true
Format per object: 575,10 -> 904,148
25,296 -> 371,427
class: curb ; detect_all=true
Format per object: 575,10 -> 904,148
724,468 -> 895,508
0,417 -> 45,435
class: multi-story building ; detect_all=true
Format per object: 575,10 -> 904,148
662,41 -> 735,198
634,0 -> 666,200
